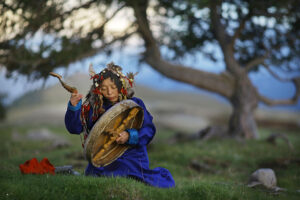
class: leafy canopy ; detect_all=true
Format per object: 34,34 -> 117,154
1,0 -> 299,79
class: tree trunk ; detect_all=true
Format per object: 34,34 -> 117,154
228,74 -> 259,139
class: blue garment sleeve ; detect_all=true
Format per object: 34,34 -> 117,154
126,129 -> 139,145
131,97 -> 156,146
64,100 -> 83,134
68,100 -> 82,111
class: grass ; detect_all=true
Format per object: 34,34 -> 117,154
0,124 -> 299,200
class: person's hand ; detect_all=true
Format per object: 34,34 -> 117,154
116,131 -> 129,144
70,93 -> 83,106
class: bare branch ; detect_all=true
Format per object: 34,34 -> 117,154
252,10 -> 287,18
209,3 -> 228,49
231,10 -> 252,49
1,1 -> 17,12
245,51 -> 269,71
86,3 -> 126,38
4,29 -> 137,77
262,63 -> 292,82
97,3 -> 126,29
74,30 -> 136,62
231,19 -> 246,45
130,1 -> 159,55
61,0 -> 97,17
258,77 -> 300,106
210,2 -> 241,74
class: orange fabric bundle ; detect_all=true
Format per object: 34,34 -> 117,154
19,158 -> 55,175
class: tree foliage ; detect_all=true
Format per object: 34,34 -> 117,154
1,0 -> 300,138
1,0 -> 299,77
0,0 -> 131,78
155,0 -> 300,72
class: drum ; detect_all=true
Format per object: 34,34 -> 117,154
84,100 -> 144,167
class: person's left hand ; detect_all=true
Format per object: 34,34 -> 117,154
116,131 -> 129,144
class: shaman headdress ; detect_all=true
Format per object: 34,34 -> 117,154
95,62 -> 135,99
80,62 -> 137,143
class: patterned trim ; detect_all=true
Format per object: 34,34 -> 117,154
68,99 -> 82,111
126,129 -> 139,145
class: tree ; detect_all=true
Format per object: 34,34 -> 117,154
130,0 -> 300,139
1,0 -> 299,138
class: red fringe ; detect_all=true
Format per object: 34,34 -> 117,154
121,88 -> 127,95
92,88 -> 102,95
125,77 -> 133,87
90,74 -> 100,80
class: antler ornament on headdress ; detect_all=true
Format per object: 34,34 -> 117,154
49,72 -> 78,94
89,63 -> 96,78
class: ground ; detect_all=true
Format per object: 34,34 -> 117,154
2,75 -> 299,199
0,124 -> 299,200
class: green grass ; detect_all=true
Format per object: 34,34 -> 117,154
0,124 -> 299,200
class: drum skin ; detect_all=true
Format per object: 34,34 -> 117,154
84,100 -> 144,167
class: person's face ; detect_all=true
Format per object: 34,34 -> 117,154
100,78 -> 119,103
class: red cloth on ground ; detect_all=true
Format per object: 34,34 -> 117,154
19,158 -> 55,175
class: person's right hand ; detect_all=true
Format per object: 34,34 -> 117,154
70,93 -> 83,106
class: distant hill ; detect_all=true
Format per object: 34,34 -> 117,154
5,73 -> 300,132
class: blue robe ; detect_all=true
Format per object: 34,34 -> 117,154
64,97 -> 175,188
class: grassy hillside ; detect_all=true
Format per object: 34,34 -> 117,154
1,73 -> 299,199
0,124 -> 299,200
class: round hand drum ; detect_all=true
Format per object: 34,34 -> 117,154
84,100 -> 144,167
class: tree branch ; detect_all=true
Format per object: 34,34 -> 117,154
231,9 -> 252,49
74,30 -> 136,63
209,2 -> 228,50
4,30 -> 136,78
262,63 -> 292,82
146,58 -> 235,98
252,10 -> 287,18
61,0 -> 97,18
130,1 -> 234,98
83,2 -> 126,35
1,1 -> 17,12
245,51 -> 269,71
86,3 -> 126,39
130,1 -> 159,56
209,2 -> 241,75
258,77 -> 300,106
